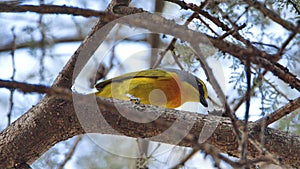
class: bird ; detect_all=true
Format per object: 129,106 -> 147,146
95,68 -> 208,108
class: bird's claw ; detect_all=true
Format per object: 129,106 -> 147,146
126,94 -> 140,104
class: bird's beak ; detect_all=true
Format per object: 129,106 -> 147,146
200,96 -> 208,107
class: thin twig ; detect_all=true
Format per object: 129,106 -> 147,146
7,27 -> 17,126
57,135 -> 82,169
0,4 -> 119,20
192,45 -> 242,144
0,0 -> 21,6
251,42 -> 279,50
263,77 -> 290,102
170,49 -> 184,70
194,15 -> 219,36
193,0 -> 219,37
232,71 -> 264,113
277,23 -> 300,57
193,46 -> 228,108
0,36 -> 85,52
152,12 -> 198,69
218,23 -> 246,40
38,2 -> 46,101
240,54 -> 251,167
244,0 -> 298,32
152,37 -> 177,69
216,6 -> 251,48
229,69 -> 279,165
235,6 -> 249,24
208,95 -> 222,108
287,0 -> 300,15
172,148 -> 199,169
38,9 -> 46,85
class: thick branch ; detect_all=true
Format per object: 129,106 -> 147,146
0,94 -> 299,168
1,2 -> 299,168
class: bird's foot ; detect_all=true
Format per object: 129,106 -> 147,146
125,94 -> 141,104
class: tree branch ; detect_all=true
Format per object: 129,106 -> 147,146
0,79 -> 72,100
0,88 -> 299,168
163,0 -> 299,64
277,23 -> 300,57
243,0 -> 299,33
287,0 -> 300,15
0,4 -> 117,20
115,12 -> 300,91
52,0 -> 137,89
57,136 -> 82,169
1,2 -> 299,168
254,97 -> 300,128
0,36 -> 84,53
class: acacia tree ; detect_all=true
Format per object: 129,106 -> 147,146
0,0 -> 299,168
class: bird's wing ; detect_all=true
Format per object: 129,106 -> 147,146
95,69 -> 174,90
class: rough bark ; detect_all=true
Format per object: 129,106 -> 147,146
0,94 -> 299,168
0,1 -> 299,168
